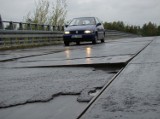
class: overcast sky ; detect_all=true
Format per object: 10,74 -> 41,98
0,0 -> 160,26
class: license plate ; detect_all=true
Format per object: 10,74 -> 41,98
71,35 -> 82,38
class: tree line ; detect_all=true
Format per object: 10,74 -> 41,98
104,21 -> 160,36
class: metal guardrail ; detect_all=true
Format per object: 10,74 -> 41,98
0,30 -> 63,48
0,20 -> 64,31
0,19 -> 64,48
106,30 -> 140,38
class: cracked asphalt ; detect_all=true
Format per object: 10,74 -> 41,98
0,37 -> 155,119
79,37 -> 160,119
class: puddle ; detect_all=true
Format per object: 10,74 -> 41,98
0,96 -> 87,119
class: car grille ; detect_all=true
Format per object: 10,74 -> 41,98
70,30 -> 84,34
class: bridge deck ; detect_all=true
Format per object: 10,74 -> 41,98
79,37 -> 160,119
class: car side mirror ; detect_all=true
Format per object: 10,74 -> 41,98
96,23 -> 101,26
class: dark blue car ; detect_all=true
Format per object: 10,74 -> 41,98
63,17 -> 105,46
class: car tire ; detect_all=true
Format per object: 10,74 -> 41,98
101,33 -> 105,43
76,41 -> 80,45
101,39 -> 104,43
64,41 -> 69,46
92,35 -> 98,44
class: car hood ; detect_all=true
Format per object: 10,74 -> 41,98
65,25 -> 96,31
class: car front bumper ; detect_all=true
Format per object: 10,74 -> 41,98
63,33 -> 95,42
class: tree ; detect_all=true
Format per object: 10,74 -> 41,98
49,0 -> 67,27
25,0 -> 49,24
142,22 -> 158,36
104,21 -> 160,36
25,0 -> 67,26
158,26 -> 160,35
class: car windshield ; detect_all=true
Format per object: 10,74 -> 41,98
69,17 -> 96,26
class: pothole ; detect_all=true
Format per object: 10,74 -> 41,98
0,65 -> 124,119
89,89 -> 101,97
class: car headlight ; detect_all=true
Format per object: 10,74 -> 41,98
84,30 -> 92,34
64,31 -> 70,34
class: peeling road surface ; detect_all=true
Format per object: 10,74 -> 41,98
0,37 -> 159,119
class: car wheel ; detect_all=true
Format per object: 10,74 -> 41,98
92,35 -> 98,44
101,39 -> 104,43
76,41 -> 80,45
101,33 -> 105,43
64,41 -> 70,46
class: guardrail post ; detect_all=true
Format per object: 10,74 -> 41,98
0,15 -> 4,29
41,25 -> 45,30
19,22 -> 23,30
53,26 -> 55,31
27,23 -> 31,30
47,25 -> 50,31
0,15 -> 3,46
61,26 -> 64,31
57,26 -> 60,31
9,22 -> 14,30
35,24 -> 38,30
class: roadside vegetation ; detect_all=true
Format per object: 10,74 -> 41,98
25,0 -> 67,28
104,21 -> 160,36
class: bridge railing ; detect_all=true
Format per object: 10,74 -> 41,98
105,30 -> 141,39
0,20 -> 64,31
0,17 -> 140,49
0,19 -> 64,49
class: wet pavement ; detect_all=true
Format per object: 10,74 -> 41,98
0,67 -> 116,107
0,96 -> 87,119
0,38 -> 151,68
79,36 -> 160,119
0,37 -> 156,119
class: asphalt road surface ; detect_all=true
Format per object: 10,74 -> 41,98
0,37 -> 157,119
79,36 -> 160,119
